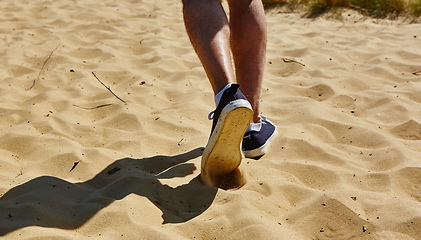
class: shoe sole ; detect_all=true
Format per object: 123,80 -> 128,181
201,99 -> 253,176
243,122 -> 278,159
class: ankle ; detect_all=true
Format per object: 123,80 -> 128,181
253,114 -> 261,123
214,83 -> 233,106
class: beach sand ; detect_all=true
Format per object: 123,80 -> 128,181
0,0 -> 421,239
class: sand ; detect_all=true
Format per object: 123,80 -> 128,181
0,0 -> 420,239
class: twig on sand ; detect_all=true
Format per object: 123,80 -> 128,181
283,58 -> 305,67
73,104 -> 113,110
107,167 -> 121,175
91,72 -> 127,104
69,160 -> 80,172
26,45 -> 60,91
412,70 -> 421,76
178,138 -> 185,146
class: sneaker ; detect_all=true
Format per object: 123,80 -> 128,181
242,116 -> 278,159
201,84 -> 253,177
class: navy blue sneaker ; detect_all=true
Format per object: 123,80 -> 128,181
242,116 -> 278,159
201,84 -> 253,185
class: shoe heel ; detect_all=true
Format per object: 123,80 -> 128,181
201,159 -> 248,190
201,100 -> 253,189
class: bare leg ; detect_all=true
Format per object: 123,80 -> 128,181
228,0 -> 267,123
182,0 -> 235,94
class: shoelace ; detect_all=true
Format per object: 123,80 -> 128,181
208,111 -> 215,120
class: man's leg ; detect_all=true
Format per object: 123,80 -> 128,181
228,0 -> 277,159
183,0 -> 254,189
228,0 -> 267,123
182,0 -> 235,95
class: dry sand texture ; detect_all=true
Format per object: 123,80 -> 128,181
0,0 -> 421,239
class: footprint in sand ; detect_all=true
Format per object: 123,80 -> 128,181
329,95 -> 357,109
389,120 -> 421,140
392,167 -> 421,201
304,84 -> 335,101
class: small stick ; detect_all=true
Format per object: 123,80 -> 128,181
178,138 -> 185,146
70,160 -> 80,172
26,45 -> 60,91
73,104 -> 113,110
91,72 -> 127,104
107,167 -> 121,175
283,58 -> 305,67
412,71 -> 421,76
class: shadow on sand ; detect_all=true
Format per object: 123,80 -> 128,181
0,147 -> 217,236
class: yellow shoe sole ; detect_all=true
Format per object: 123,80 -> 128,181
201,99 -> 253,188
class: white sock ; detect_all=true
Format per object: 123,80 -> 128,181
214,83 -> 232,107
246,122 -> 262,132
